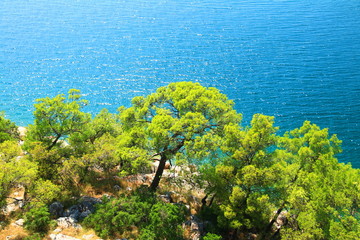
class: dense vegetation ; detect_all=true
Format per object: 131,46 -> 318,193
0,82 -> 359,239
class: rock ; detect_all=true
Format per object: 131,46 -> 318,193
3,203 -> 17,215
56,217 -> 79,228
79,199 -> 98,212
79,201 -> 94,213
102,193 -> 111,199
191,220 -> 203,232
49,201 -> 64,217
151,161 -> 159,173
14,218 -> 24,226
113,184 -> 121,191
79,210 -> 92,220
184,215 -> 204,240
6,236 -> 15,240
62,196 -> 101,222
18,127 -> 27,137
275,210 -> 288,229
164,162 -> 171,169
82,234 -> 94,240
63,205 -> 81,221
79,196 -> 102,204
50,234 -> 81,240
189,232 -> 201,240
79,196 -> 101,212
159,193 -> 172,203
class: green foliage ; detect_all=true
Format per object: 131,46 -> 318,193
0,84 -> 358,240
26,144 -> 63,180
83,193 -> 154,239
201,118 -> 360,239
138,228 -> 156,240
24,205 -> 51,233
0,140 -> 21,162
25,89 -> 90,151
82,133 -> 119,174
203,233 -> 222,240
70,108 -> 121,156
23,89 -> 92,182
146,202 -> 186,239
273,122 -> 360,239
84,190 -> 187,239
0,112 -> 18,143
23,233 -> 43,240
28,179 -> 61,205
201,114 -> 279,232
119,81 -> 241,190
0,156 -> 38,208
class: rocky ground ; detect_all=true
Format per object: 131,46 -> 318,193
1,166 -> 207,240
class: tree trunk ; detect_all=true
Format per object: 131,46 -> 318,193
260,204 -> 285,239
201,194 -> 208,207
209,194 -> 216,207
47,134 -> 61,150
150,155 -> 167,191
149,142 -> 184,191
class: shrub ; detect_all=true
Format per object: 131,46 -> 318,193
84,190 -> 187,239
146,202 -> 186,240
24,233 -> 43,240
0,113 -> 18,143
24,205 -> 51,234
203,233 -> 222,240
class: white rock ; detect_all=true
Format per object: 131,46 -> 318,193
57,217 -> 79,229
3,203 -> 17,215
14,218 -> 24,226
82,234 -> 94,240
50,234 -> 81,240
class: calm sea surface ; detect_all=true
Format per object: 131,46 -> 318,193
1,0 -> 360,167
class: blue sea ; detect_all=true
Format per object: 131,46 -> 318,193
1,0 -> 360,167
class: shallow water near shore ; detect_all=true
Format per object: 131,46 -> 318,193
1,0 -> 360,167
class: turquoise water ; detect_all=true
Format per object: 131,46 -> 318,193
1,0 -> 360,167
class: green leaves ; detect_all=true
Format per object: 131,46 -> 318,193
201,117 -> 360,239
0,112 -> 19,143
24,205 -> 51,234
0,84 -> 357,239
119,81 -> 241,190
0,155 -> 38,208
84,192 -> 186,239
26,89 -> 91,151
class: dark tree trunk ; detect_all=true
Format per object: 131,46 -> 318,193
149,142 -> 184,191
261,204 -> 285,239
201,194 -> 208,207
47,134 -> 61,150
150,156 -> 167,191
209,194 -> 216,207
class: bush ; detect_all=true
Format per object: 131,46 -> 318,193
138,228 -> 156,240
0,113 -> 18,143
146,202 -> 186,240
203,233 -> 222,240
24,205 -> 51,233
84,190 -> 187,239
24,233 -> 43,240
